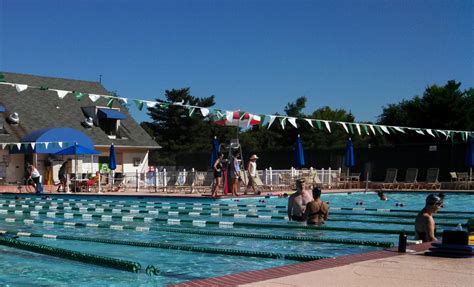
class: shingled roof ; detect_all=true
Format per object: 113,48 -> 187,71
0,72 -> 160,148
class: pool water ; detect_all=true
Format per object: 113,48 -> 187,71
0,192 -> 472,286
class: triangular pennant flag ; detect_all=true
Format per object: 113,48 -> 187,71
1,143 -> 6,150
0,82 -> 14,87
415,129 -> 425,135
437,130 -> 447,136
340,122 -> 349,133
52,89 -> 69,99
146,101 -> 158,108
30,143 -> 36,150
88,94 -> 101,102
393,127 -> 405,133
279,117 -> 287,130
16,143 -> 22,150
187,107 -> 196,117
348,123 -> 354,134
249,114 -> 261,126
449,132 -> 454,141
226,111 -> 234,123
15,84 -> 28,93
288,117 -> 298,128
200,108 -> 210,117
259,115 -> 266,127
433,130 -> 440,137
380,125 -> 390,135
315,120 -> 322,130
465,132 -> 469,141
362,125 -> 369,135
74,91 -> 87,101
305,119 -> 314,128
369,125 -> 376,135
461,132 -> 466,141
323,121 -> 331,133
39,86 -> 49,90
426,129 -> 435,137
375,126 -> 384,135
134,100 -> 144,111
267,115 -> 277,129
58,142 -> 63,148
120,98 -> 128,104
355,123 -> 361,135
44,142 -> 50,149
106,98 -> 114,108
0,73 -> 4,82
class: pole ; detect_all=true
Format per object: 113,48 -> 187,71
135,169 -> 139,192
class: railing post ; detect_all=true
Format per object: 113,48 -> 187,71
321,168 -> 325,187
135,170 -> 139,192
264,168 -> 268,185
154,169 -> 157,193
328,167 -> 332,188
163,168 -> 167,193
191,168 -> 195,193
269,167 -> 273,187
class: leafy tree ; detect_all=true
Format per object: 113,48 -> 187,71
378,80 -> 473,142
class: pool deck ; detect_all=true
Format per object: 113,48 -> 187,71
1,187 -> 473,286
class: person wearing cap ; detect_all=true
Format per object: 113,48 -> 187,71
303,187 -> 329,225
245,154 -> 259,195
287,179 -> 314,221
415,194 -> 443,242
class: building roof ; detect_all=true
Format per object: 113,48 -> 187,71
0,72 -> 160,148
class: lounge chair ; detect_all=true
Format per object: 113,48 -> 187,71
416,168 -> 441,190
174,170 -> 196,193
397,168 -> 418,190
379,168 -> 398,190
193,171 -> 214,194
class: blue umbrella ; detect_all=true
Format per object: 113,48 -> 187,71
293,135 -> 305,169
344,138 -> 355,168
109,144 -> 117,171
210,137 -> 220,168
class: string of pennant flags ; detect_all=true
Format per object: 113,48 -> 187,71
0,141 -> 75,151
0,80 -> 472,141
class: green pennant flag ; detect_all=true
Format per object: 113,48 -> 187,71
39,86 -> 49,90
74,91 -> 87,101
239,112 -> 246,120
433,130 -> 440,137
187,107 -> 196,117
159,103 -> 170,109
388,127 -> 396,134
362,125 -> 369,135
348,123 -> 354,134
259,115 -> 266,127
315,120 -> 322,130
0,73 -> 4,82
449,132 -> 454,141
279,117 -> 286,129
375,126 -> 384,135
106,98 -> 114,108
134,100 -> 144,111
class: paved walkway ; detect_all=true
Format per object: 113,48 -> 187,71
239,252 -> 473,287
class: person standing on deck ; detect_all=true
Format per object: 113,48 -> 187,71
230,151 -> 241,197
211,153 -> 224,198
415,194 -> 442,242
287,179 -> 313,221
245,154 -> 260,195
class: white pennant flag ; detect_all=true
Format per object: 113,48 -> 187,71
145,101 -> 157,108
58,142 -> 63,148
437,130 -> 447,136
305,119 -> 314,128
16,143 -> 22,150
415,129 -> 425,135
1,143 -> 7,149
44,142 -> 50,149
15,84 -> 28,93
323,121 -> 331,133
226,111 -> 234,123
30,143 -> 36,150
280,117 -> 287,129
120,98 -> 128,104
340,122 -> 349,133
355,124 -> 361,135
88,94 -> 101,102
267,115 -> 276,129
200,108 -> 209,117
0,82 -> 15,87
369,125 -> 376,135
380,125 -> 390,134
393,127 -> 405,133
288,117 -> 298,128
52,89 -> 70,99
426,129 -> 435,137
445,131 -> 450,140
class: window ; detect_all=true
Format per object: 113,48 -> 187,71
96,108 -> 126,138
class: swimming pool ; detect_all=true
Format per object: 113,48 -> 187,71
0,192 -> 472,286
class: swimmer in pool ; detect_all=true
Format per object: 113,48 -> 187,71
414,194 -> 442,242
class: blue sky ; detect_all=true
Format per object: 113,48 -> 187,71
1,0 -> 472,124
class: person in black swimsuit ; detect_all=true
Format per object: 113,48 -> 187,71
211,153 -> 224,198
303,187 -> 329,225
415,194 -> 442,242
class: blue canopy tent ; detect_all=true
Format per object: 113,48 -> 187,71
345,138 -> 355,178
293,135 -> 305,169
466,136 -> 474,189
210,137 -> 220,169
55,143 -> 101,192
